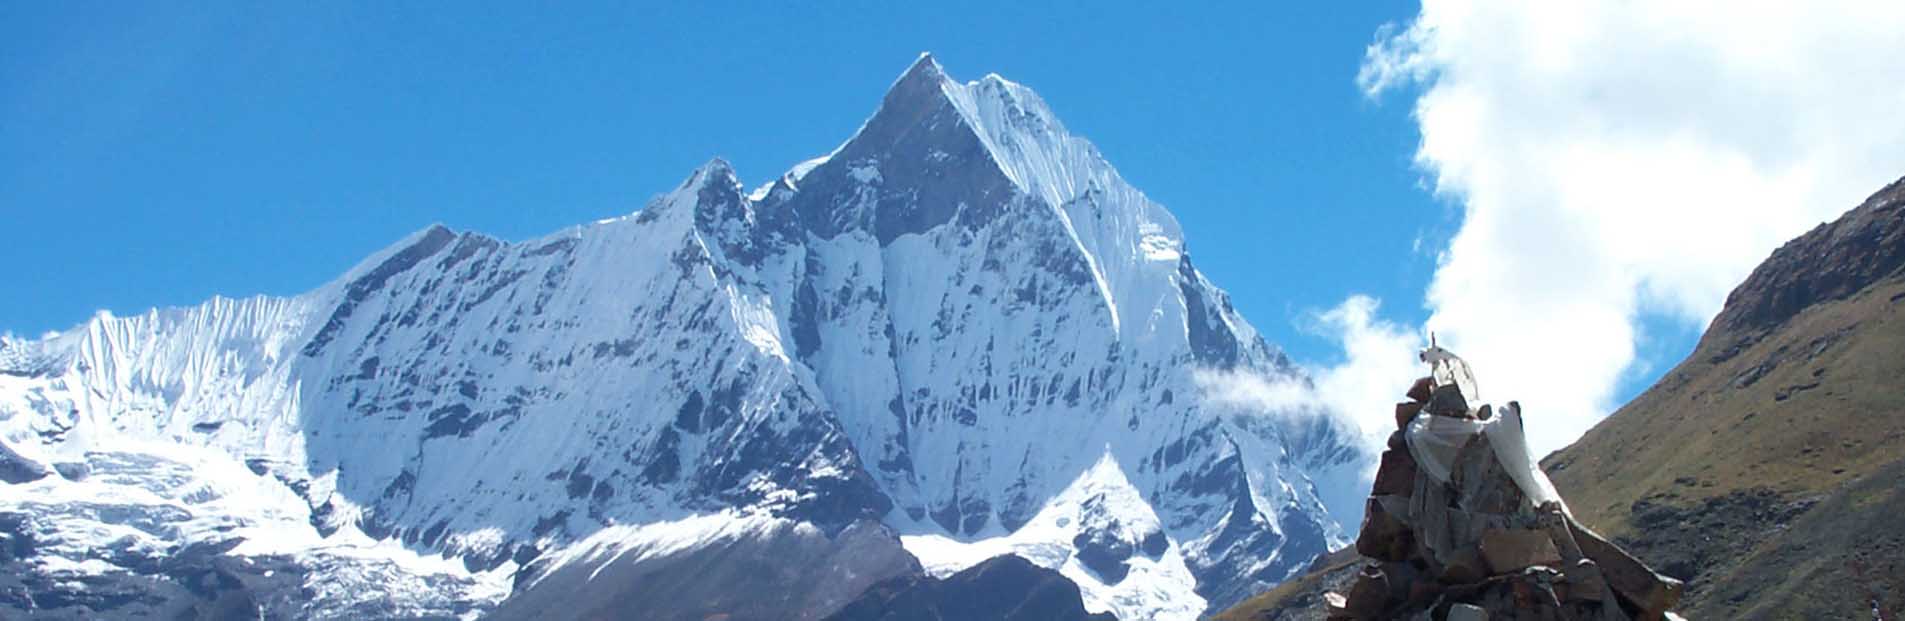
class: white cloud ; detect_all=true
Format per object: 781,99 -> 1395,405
1302,296 -> 1425,449
1195,296 -> 1424,452
1347,1 -> 1905,455
1192,367 -> 1314,414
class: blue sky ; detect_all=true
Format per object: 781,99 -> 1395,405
24,2 -> 1885,448
0,2 -> 1443,362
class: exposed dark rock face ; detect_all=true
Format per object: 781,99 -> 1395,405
303,225 -> 459,358
1696,458 -> 1905,618
1710,175 -> 1905,359
785,56 -> 1016,246
1177,257 -> 1240,368
493,519 -> 920,621
1619,488 -> 1819,585
825,554 -> 1118,621
1602,461 -> 1905,619
0,441 -> 50,484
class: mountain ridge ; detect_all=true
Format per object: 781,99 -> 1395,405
0,55 -> 1364,620
1542,173 -> 1905,618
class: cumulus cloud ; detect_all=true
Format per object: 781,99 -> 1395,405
1343,1 -> 1905,455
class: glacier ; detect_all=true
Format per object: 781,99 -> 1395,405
0,54 -> 1366,620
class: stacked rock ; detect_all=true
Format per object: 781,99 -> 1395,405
1327,347 -> 1683,621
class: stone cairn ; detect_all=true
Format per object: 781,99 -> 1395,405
1327,345 -> 1684,621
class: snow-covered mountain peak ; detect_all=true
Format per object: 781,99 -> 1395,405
680,157 -> 742,195
895,51 -> 950,88
636,157 -> 746,227
0,55 -> 1365,621
332,223 -> 459,289
840,54 -> 1159,227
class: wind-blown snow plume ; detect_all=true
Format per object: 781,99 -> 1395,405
1195,295 -> 1421,453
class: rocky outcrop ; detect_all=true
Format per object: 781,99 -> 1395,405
1709,175 -> 1905,360
1328,349 -> 1682,620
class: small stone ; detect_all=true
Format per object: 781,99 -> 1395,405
1324,591 -> 1353,619
1425,383 -> 1470,417
1440,547 -> 1489,584
1395,401 -> 1424,428
1406,579 -> 1441,605
1406,377 -> 1434,402
1561,559 -> 1609,603
1447,603 -> 1488,621
1371,449 -> 1417,497
1480,529 -> 1563,574
54,461 -> 89,481
1503,574 -> 1566,614
1344,565 -> 1391,615
1379,560 -> 1424,602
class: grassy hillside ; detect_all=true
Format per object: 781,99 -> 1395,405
1544,176 -> 1905,618
1546,274 -> 1904,539
1207,549 -> 1358,621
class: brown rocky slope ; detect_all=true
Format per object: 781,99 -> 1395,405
1218,175 -> 1905,620
1542,176 -> 1905,618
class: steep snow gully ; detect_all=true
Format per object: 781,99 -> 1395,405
0,55 -> 1365,620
